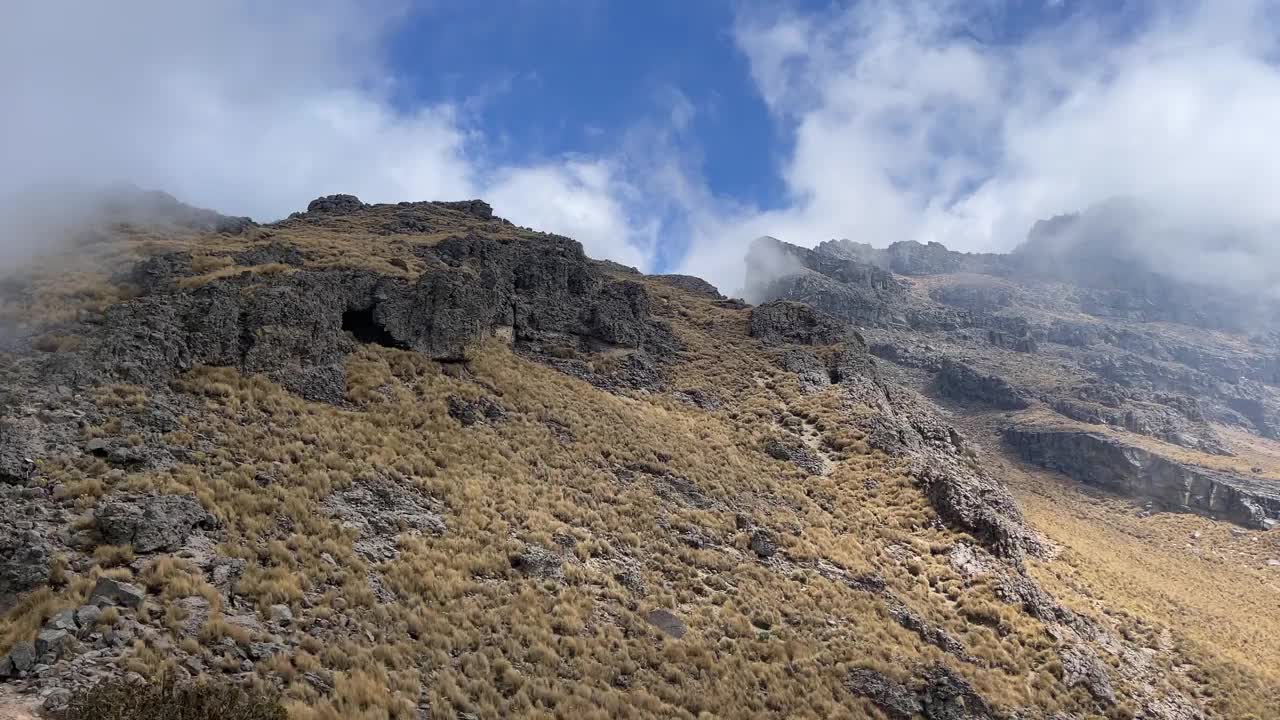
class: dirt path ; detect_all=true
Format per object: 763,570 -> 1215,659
0,688 -> 39,720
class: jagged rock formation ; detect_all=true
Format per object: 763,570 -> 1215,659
748,226 -> 1280,528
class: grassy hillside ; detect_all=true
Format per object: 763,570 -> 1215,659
0,195 -> 1274,718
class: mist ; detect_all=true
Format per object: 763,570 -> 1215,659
5,1 -> 1280,303
675,0 -> 1280,299
0,1 -> 657,273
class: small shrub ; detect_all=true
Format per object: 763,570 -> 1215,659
64,674 -> 286,720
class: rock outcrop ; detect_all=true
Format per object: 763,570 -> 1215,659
93,494 -> 216,553
80,223 -> 675,402
745,236 -> 919,329
934,360 -> 1030,410
846,664 -> 996,720
1006,428 -> 1280,529
749,300 -> 847,346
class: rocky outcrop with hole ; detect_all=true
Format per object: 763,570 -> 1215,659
72,206 -> 676,402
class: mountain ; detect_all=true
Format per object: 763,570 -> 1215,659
0,189 -> 1276,718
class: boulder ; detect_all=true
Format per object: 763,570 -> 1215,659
74,605 -> 102,632
846,668 -> 922,719
652,274 -> 723,299
447,395 -> 507,427
763,436 -> 824,476
749,528 -> 779,559
435,199 -> 494,220
643,609 -> 686,639
46,609 -> 78,633
0,641 -> 36,678
845,665 -> 995,720
94,494 -> 215,553
88,577 -> 146,608
35,628 -> 73,658
268,604 -> 293,626
0,417 -> 40,483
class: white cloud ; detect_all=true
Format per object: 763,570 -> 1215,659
676,0 -> 1280,295
0,0 -> 658,271
487,160 -> 656,269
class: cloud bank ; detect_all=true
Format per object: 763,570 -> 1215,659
0,0 -> 654,269
5,1 -> 1280,297
678,0 -> 1280,295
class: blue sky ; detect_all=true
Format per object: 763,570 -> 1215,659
6,1 -> 1280,292
388,1 -> 788,212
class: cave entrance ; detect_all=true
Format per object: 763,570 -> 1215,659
342,307 -> 408,349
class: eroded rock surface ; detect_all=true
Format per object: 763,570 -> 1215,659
1007,428 -> 1280,529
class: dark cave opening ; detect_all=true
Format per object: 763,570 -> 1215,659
342,307 -> 408,349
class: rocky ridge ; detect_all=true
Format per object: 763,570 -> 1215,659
747,232 -> 1280,531
0,189 -> 1255,718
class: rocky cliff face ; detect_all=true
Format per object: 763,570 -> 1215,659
1006,428 -> 1280,529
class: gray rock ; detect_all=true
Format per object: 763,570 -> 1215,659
0,524 -> 52,612
268,604 -> 293,625
749,529 -> 779,559
46,609 -> 78,633
918,664 -> 995,719
435,199 -> 494,220
644,609 -> 686,639
749,300 -> 847,346
1007,428 -> 1280,530
9,641 -> 35,672
652,274 -> 722,299
762,436 -> 824,476
35,628 -> 73,658
175,595 -> 211,637
42,688 -> 72,711
94,493 -> 215,553
846,668 -> 922,719
87,228 -> 675,403
447,395 -> 507,427
1060,645 -> 1116,705
843,377 -> 1039,560
88,577 -> 146,608
231,241 -> 306,268
322,475 -> 444,562
935,360 -> 1030,410
305,194 -> 364,214
74,605 -> 102,631
509,546 -> 563,579
745,236 -> 918,329
0,417 -> 41,484
846,664 -> 997,719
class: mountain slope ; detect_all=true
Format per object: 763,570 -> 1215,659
0,191 -> 1271,718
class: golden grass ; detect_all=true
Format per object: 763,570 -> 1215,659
952,414 -> 1280,719
0,214 -> 1261,718
0,285 -> 1114,719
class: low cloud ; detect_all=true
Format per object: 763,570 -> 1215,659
0,0 -> 658,272
7,1 -> 1280,300
676,0 -> 1280,296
